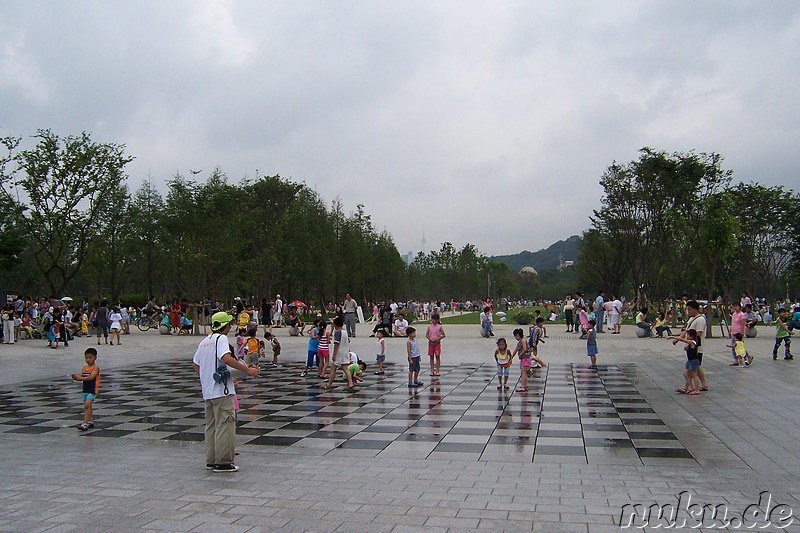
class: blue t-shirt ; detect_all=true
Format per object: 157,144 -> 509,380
308,327 -> 320,351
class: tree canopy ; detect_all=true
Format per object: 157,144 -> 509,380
578,148 -> 799,302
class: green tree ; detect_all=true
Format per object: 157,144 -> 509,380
583,148 -> 732,303
0,130 -> 132,295
729,183 -> 798,297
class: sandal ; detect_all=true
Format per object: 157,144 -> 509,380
514,387 -> 529,393
699,387 -> 709,391
675,388 -> 687,394
497,386 -> 502,390
687,389 -> 700,395
503,385 -> 509,390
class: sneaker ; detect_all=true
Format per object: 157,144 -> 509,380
774,355 -> 778,360
87,421 -> 94,429
271,363 -> 278,368
206,463 -> 216,470
78,423 -> 89,431
408,382 -> 416,388
300,371 -> 307,377
785,356 -> 793,360
213,464 -> 239,473
414,381 -> 424,386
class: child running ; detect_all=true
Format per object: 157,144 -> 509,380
670,329 -> 701,395
406,326 -> 423,387
726,332 -> 746,367
586,319 -> 598,369
527,317 -> 548,374
317,320 -> 330,379
773,308 -> 794,360
325,316 -> 354,389
494,337 -> 513,390
426,313 -> 446,377
512,328 -> 530,393
375,330 -> 386,375
71,348 -> 100,431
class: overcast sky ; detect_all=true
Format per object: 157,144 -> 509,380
2,1 -> 799,256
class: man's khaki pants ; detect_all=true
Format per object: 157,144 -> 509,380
204,395 -> 236,466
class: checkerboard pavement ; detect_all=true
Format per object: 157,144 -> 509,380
3,328 -> 800,531
0,360 -> 694,466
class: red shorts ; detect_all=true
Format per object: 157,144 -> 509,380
428,342 -> 441,356
520,357 -> 531,368
318,348 -> 330,359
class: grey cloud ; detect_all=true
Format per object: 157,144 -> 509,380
1,0 -> 798,256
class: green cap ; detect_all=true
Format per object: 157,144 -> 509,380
210,311 -> 234,331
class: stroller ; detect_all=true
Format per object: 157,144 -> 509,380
33,313 -> 51,340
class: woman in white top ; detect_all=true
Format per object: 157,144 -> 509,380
109,307 -> 123,346
563,294 -> 576,333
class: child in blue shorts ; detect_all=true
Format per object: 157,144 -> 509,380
586,319 -> 598,369
375,330 -> 386,375
71,348 -> 100,430
670,329 -> 700,395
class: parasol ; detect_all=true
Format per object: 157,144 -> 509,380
290,300 -> 308,308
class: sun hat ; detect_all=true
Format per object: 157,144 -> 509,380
210,311 -> 234,331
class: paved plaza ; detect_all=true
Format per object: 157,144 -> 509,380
1,323 -> 799,531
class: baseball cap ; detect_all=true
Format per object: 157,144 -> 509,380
210,311 -> 234,331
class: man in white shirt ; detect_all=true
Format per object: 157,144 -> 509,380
192,311 -> 258,473
393,313 -> 409,337
610,295 -> 623,334
343,293 -> 358,337
673,300 -> 709,392
273,294 -> 283,327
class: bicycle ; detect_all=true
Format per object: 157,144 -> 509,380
136,312 -> 162,332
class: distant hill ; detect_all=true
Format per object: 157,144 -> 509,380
491,235 -> 580,272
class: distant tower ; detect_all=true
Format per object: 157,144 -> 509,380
421,228 -> 426,254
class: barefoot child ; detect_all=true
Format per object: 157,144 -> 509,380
586,319 -> 598,368
494,338 -> 513,390
71,348 -> 100,431
346,360 -> 368,384
726,332 -> 746,367
301,319 -> 320,377
670,329 -> 701,395
375,330 -> 386,375
244,328 -> 260,369
426,313 -> 446,377
109,307 -> 122,345
317,320 -> 330,379
264,332 -> 281,368
527,317 -> 548,374
325,316 -> 354,389
406,327 -> 422,387
512,328 -> 530,393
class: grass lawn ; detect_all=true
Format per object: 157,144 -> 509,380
439,306 -> 550,325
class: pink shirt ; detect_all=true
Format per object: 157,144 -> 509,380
427,323 -> 444,344
731,311 -> 747,336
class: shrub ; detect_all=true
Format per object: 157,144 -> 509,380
514,311 -> 534,325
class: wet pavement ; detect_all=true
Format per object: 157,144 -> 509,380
1,324 -> 799,531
